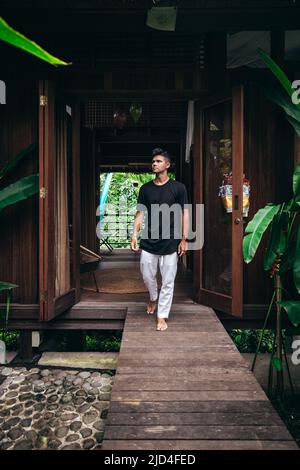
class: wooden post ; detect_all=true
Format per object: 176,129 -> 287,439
19,330 -> 33,361
69,330 -> 85,352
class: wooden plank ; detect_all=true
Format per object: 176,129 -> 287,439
112,378 -> 260,392
113,371 -> 257,382
104,425 -> 292,441
106,412 -> 283,426
116,366 -> 250,375
124,324 -> 225,332
110,390 -> 267,402
107,400 -> 275,414
120,341 -> 236,350
101,440 -> 299,451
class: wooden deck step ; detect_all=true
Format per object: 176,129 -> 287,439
101,303 -> 298,451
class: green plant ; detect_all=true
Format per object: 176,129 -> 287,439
0,330 -> 19,350
84,332 -> 122,352
230,329 -> 275,353
243,50 -> 300,398
0,17 -> 70,66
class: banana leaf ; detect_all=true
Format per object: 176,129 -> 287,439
285,114 -> 300,139
255,74 -> 300,137
0,281 -> 18,291
243,204 -> 281,263
0,282 -> 18,327
0,17 -> 71,66
0,143 -> 37,180
258,78 -> 300,121
280,300 -> 300,327
283,197 -> 300,213
294,228 -> 300,293
0,174 -> 38,211
293,162 -> 300,201
257,48 -> 299,107
263,212 -> 287,271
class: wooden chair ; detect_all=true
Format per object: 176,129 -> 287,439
79,245 -> 102,293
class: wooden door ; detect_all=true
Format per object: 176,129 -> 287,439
39,80 -> 80,321
194,86 -> 244,316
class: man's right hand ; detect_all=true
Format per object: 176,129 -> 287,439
130,235 -> 138,252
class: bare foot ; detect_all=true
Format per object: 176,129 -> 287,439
147,300 -> 156,315
157,318 -> 168,331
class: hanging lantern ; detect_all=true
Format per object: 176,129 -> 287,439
218,173 -> 250,217
130,103 -> 142,123
113,109 -> 127,129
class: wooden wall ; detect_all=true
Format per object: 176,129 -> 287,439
0,76 -> 39,303
243,82 -> 295,306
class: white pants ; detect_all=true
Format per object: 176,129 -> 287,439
140,250 -> 178,319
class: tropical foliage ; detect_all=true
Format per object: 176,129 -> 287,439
242,49 -> 300,397
0,17 -> 71,66
99,172 -> 175,248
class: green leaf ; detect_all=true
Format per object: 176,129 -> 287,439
263,212 -> 287,271
257,78 -> 300,124
0,17 -> 71,66
243,204 -> 281,263
0,143 -> 37,180
293,163 -> 300,200
5,289 -> 11,327
285,115 -> 300,138
255,74 -> 300,137
271,357 -> 283,371
0,174 -> 39,211
280,300 -> 300,327
293,229 -> 300,293
257,48 -> 295,102
0,281 -> 18,291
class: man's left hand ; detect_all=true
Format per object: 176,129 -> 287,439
178,239 -> 187,257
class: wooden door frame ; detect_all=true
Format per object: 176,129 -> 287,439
39,81 -> 80,321
72,99 -> 81,303
39,80 -> 55,321
193,85 -> 244,317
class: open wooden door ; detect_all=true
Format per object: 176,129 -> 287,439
39,80 -> 81,321
194,85 -> 244,317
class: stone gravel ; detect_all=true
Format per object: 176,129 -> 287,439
0,366 -> 114,450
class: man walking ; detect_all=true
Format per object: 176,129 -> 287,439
130,148 -> 189,331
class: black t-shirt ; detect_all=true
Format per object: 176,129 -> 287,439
137,179 -> 188,255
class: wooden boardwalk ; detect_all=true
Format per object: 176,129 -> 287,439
101,303 -> 298,450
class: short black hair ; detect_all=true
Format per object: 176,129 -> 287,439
152,147 -> 171,163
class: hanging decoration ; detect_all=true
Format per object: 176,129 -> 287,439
113,109 -> 127,129
129,103 -> 142,123
218,173 -> 250,217
146,6 -> 178,31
